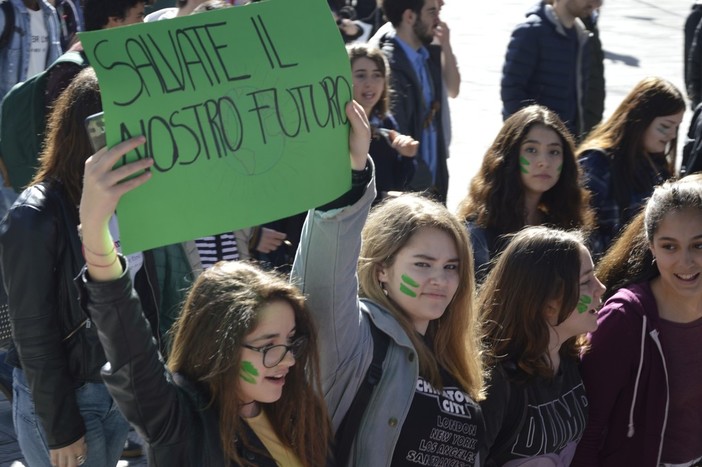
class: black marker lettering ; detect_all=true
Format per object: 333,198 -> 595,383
94,39 -> 146,107
251,15 -> 297,70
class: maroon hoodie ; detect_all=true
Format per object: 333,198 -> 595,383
573,282 -> 668,466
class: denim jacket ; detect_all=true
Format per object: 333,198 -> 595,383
0,0 -> 61,101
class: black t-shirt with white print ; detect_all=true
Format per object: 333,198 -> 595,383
391,368 -> 483,467
480,356 -> 588,466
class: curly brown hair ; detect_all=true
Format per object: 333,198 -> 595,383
458,105 -> 593,236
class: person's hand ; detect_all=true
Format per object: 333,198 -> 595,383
79,136 -> 153,281
79,136 -> 153,233
346,100 -> 370,171
50,436 -> 87,467
434,20 -> 451,49
388,131 -> 419,157
255,228 -> 287,254
338,18 -> 360,37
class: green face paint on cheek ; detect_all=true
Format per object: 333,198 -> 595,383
519,156 -> 530,174
557,163 -> 563,174
576,294 -> 592,314
400,274 -> 419,298
240,361 -> 259,384
401,274 -> 419,287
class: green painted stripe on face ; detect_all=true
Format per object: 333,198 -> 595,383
577,294 -> 593,314
401,274 -> 420,288
399,282 -> 417,298
557,163 -> 563,173
519,157 -> 530,174
240,360 -> 259,384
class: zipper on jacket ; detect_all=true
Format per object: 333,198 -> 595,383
63,318 -> 89,342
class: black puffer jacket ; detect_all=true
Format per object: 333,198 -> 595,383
0,181 -> 160,449
76,263 -> 279,467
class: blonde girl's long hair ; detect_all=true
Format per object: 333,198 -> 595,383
358,194 -> 484,400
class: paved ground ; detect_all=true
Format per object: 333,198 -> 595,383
0,0 -> 692,465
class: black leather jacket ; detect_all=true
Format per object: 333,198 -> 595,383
0,181 -> 160,449
77,262 -> 279,467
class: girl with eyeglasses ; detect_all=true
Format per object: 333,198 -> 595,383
68,107 -> 372,466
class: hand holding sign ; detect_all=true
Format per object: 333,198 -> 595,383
80,137 -> 153,235
347,100 -> 371,171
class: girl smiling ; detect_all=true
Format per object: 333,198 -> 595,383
574,177 -> 702,466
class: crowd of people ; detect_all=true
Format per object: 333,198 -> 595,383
0,0 -> 700,466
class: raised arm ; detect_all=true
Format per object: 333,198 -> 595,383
291,101 -> 374,427
435,20 -> 460,99
77,138 -> 199,449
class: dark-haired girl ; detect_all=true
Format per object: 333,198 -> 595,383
458,105 -> 593,281
479,226 -> 605,466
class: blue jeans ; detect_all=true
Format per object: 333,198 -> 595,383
12,368 -> 129,467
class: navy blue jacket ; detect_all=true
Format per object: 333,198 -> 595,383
501,2 -> 591,137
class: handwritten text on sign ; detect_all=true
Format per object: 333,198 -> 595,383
80,0 -> 352,253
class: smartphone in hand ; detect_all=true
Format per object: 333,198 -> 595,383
84,111 -> 106,153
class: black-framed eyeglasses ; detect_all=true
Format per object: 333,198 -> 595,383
243,337 -> 307,368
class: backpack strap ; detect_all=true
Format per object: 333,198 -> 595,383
0,0 -> 15,50
334,319 -> 390,465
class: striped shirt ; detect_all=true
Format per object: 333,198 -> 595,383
194,233 -> 239,269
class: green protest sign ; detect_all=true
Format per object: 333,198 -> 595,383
79,0 -> 351,254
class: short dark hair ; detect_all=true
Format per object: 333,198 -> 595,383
83,0 -> 146,31
381,0 -> 424,27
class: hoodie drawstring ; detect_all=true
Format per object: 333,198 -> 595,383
627,314 -> 647,438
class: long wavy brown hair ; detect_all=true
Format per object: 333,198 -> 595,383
168,261 -> 331,466
577,77 -> 685,212
458,105 -> 593,235
479,227 -> 588,378
358,194 -> 484,400
31,67 -> 102,206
